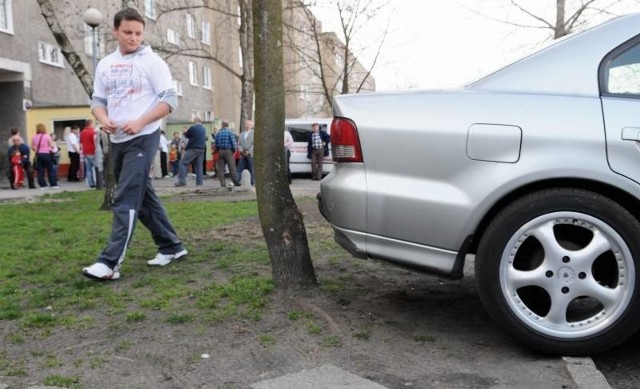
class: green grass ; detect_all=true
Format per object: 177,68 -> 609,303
43,374 -> 81,388
319,335 -> 342,347
0,191 -> 352,385
414,334 -> 437,343
307,321 -> 322,334
0,190 -> 270,334
258,334 -> 276,346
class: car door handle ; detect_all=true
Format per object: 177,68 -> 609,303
621,127 -> 640,141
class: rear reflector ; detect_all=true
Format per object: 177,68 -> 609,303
330,117 -> 363,163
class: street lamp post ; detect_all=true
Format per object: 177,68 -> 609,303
83,8 -> 103,189
83,8 -> 102,73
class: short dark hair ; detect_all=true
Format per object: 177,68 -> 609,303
114,7 -> 145,29
10,127 -> 19,135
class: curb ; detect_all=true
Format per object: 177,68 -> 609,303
564,357 -> 611,389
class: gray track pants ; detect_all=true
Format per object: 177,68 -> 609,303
97,130 -> 184,268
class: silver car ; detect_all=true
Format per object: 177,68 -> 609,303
319,13 -> 640,355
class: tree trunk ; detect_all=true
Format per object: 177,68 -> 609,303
239,0 -> 255,124
554,0 -> 567,39
253,0 -> 318,290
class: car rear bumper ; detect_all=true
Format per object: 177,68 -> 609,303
318,189 -> 463,278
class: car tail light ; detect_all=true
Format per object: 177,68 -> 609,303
330,117 -> 363,163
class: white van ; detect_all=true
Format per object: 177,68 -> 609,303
285,118 -> 333,175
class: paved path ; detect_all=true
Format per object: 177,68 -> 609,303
0,172 -> 321,202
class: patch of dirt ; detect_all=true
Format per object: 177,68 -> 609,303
0,195 -> 574,389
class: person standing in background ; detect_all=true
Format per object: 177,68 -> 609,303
80,119 -> 97,187
284,128 -> 294,184
7,128 -> 19,147
50,132 -> 61,177
31,123 -> 59,189
236,119 -> 255,186
7,135 -> 35,189
169,143 -> 179,177
159,130 -> 169,178
175,117 -> 206,187
66,125 -> 81,182
214,120 -> 240,188
306,122 -> 330,181
94,126 -> 104,189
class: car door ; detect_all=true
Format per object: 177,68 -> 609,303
601,37 -> 640,184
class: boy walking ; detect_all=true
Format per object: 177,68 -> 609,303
82,8 -> 186,280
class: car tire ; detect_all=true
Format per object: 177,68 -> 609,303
475,188 -> 640,355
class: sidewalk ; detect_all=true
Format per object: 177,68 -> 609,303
0,173 -> 322,202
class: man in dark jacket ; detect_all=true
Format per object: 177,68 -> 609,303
7,135 -> 35,189
306,122 -> 330,181
175,117 -> 206,186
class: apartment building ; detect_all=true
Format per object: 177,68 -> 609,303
0,0 -> 241,176
282,0 -> 376,118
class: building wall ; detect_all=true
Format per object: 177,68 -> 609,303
282,0 -> 328,118
320,32 -> 376,95
210,1 -> 242,130
282,0 -> 376,119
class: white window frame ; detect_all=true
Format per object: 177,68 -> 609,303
202,66 -> 212,89
191,110 -> 200,121
173,79 -> 183,97
167,28 -> 180,45
0,0 -> 14,35
204,111 -> 212,122
144,0 -> 157,20
186,14 -> 196,39
201,21 -> 210,45
38,41 -> 64,68
189,61 -> 198,86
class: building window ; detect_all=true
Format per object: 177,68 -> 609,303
38,42 -> 64,68
144,0 -> 157,20
201,21 -> 210,45
186,14 -> 196,38
189,61 -> 198,86
204,111 -> 212,122
191,110 -> 200,121
298,84 -> 309,101
202,66 -> 211,89
0,0 -> 14,34
167,28 -> 180,45
173,79 -> 183,96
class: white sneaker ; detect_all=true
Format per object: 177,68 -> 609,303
147,249 -> 188,266
82,263 -> 121,280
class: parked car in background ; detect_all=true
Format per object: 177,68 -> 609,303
285,118 -> 333,175
319,13 -> 640,356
